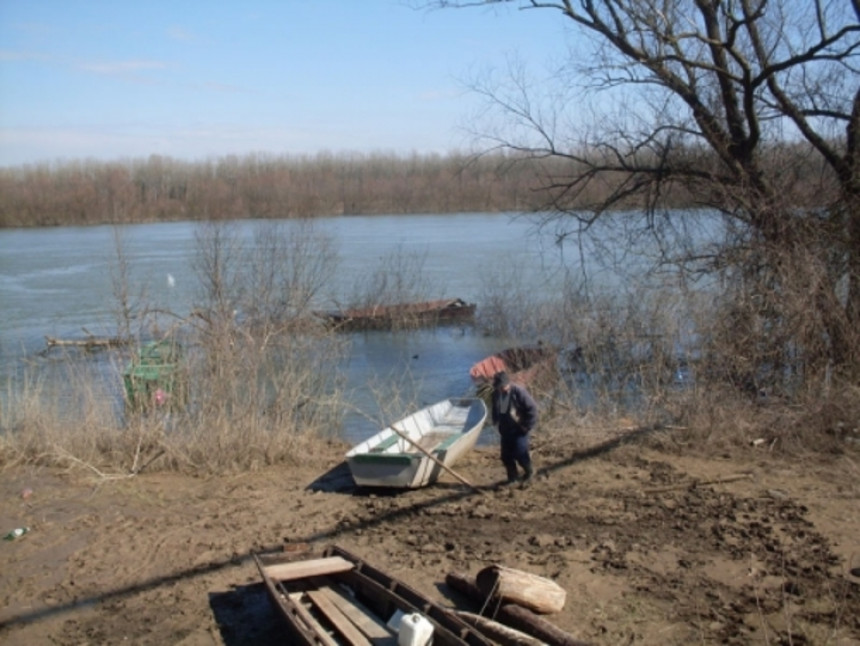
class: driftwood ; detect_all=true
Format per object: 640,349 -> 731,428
476,565 -> 566,614
643,472 -> 753,494
454,610 -> 547,646
445,572 -> 592,646
45,335 -> 130,350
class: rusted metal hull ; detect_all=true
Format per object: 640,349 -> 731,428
470,345 -> 558,390
316,298 -> 476,331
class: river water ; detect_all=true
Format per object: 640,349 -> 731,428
3,212 -> 599,442
1,213 -> 579,349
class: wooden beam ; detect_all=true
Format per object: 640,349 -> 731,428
263,556 -> 354,582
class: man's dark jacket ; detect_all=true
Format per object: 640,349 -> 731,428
491,383 -> 538,436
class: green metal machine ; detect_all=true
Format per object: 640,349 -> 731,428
122,340 -> 187,412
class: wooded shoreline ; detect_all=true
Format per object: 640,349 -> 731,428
0,151 -> 548,228
0,147 -> 827,229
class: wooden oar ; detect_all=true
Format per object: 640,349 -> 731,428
389,424 -> 484,495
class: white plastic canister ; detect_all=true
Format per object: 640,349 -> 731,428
397,612 -> 434,646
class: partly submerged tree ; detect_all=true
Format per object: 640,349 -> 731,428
434,0 -> 860,387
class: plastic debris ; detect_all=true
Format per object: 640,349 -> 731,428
4,527 -> 30,540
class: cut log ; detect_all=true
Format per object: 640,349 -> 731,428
454,610 -> 547,646
445,572 -> 591,646
500,604 -> 591,646
445,571 -> 486,601
476,565 -> 566,614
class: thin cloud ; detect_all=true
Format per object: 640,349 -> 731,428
7,20 -> 58,38
198,81 -> 243,94
78,60 -> 168,75
167,26 -> 197,42
417,88 -> 462,102
0,50 -> 50,62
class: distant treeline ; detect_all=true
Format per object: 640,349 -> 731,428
0,151 -> 567,228
0,145 -> 832,228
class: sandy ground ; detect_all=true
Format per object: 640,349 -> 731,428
1,427 -> 859,646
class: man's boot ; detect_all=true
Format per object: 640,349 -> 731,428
504,464 -> 519,485
521,464 -> 535,486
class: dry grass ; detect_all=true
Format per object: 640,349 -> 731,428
4,219 -> 858,476
476,262 -> 860,460
1,219 -> 352,476
0,329 -> 348,476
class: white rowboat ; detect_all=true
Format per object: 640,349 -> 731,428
345,397 -> 488,489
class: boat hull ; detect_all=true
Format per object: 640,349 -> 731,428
317,298 -> 476,331
346,397 -> 487,488
254,544 -> 494,646
470,345 -> 558,389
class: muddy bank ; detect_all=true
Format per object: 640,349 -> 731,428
1,430 -> 858,645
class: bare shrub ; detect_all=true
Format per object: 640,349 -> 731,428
357,365 -> 425,434
478,258 -> 690,425
678,381 -> 860,456
242,219 -> 337,327
164,328 -> 345,472
351,243 -> 431,305
0,337 -> 346,475
170,219 -> 347,471
475,258 -> 540,339
697,239 -> 860,401
1,219 -> 349,475
0,358 -> 130,473
0,372 -> 54,467
339,243 -> 447,330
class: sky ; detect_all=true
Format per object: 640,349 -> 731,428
0,1 -> 571,167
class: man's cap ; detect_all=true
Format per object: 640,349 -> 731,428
493,371 -> 510,388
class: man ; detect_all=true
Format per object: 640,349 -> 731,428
491,370 -> 538,485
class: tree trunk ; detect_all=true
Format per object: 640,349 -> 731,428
454,610 -> 546,646
445,572 -> 591,646
476,565 -> 566,614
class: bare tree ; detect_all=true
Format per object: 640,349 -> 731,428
432,0 -> 860,384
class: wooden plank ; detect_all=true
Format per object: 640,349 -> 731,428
264,556 -> 354,582
286,591 -> 341,646
307,589 -> 373,646
319,585 -> 396,643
